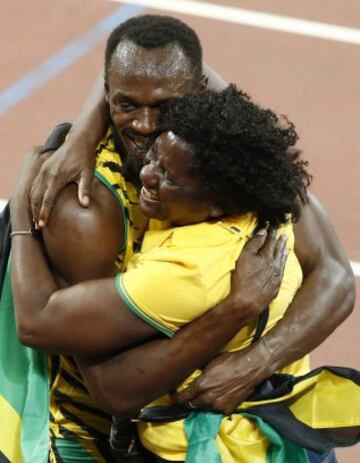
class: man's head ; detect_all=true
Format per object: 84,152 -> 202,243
139,85 -> 311,227
104,15 -> 204,178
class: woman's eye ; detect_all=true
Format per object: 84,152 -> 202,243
164,172 -> 176,185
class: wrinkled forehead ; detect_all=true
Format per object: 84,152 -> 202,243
110,39 -> 194,80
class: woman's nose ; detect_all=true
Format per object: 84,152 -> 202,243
140,162 -> 159,188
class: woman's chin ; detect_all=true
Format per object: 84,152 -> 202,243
139,196 -> 165,220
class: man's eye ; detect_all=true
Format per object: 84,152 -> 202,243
116,102 -> 135,111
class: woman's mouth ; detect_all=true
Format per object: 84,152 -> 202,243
140,186 -> 159,203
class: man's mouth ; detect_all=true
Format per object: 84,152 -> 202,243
140,186 -> 159,203
126,134 -> 151,154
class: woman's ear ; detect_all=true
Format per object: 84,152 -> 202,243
209,205 -> 224,218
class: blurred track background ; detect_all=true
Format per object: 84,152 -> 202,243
1,1 -> 359,460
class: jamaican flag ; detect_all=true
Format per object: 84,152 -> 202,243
181,367 -> 360,462
138,366 -> 360,462
0,258 -> 49,463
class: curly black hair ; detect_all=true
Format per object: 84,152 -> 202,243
105,15 -> 202,81
160,85 -> 311,227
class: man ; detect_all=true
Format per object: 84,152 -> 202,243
1,16 -> 288,463
12,14 -> 354,463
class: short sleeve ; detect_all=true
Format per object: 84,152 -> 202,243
115,259 -> 207,337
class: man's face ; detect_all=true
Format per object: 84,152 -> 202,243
106,40 -> 200,177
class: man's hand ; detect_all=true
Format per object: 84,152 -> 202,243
30,139 -> 95,227
172,230 -> 288,413
172,340 -> 270,415
228,228 -> 288,324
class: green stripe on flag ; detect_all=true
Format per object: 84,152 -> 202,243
0,258 -> 49,463
183,410 -> 310,463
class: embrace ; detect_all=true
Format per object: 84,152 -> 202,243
2,14 -> 358,463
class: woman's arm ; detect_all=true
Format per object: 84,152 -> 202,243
30,70 -> 109,226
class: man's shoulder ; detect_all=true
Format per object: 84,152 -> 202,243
42,179 -> 124,283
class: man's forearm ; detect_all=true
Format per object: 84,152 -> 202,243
262,256 -> 355,372
78,296 -> 253,417
78,230 -> 288,416
259,193 -> 355,372
67,70 -> 109,151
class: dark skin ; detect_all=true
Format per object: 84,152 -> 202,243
11,137 -> 287,417
28,41 -> 355,414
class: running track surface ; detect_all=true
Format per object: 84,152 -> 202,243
1,1 -> 359,460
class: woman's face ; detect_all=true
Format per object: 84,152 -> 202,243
139,131 -> 221,225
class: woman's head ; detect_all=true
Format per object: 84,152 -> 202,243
139,85 -> 311,226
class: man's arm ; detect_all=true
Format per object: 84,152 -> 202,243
30,71 -> 110,225
76,229 -> 287,417
173,193 -> 355,414
266,192 -> 355,365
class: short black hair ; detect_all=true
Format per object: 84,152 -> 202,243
161,85 -> 311,227
105,15 -> 202,80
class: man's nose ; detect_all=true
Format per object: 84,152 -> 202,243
133,107 -> 158,135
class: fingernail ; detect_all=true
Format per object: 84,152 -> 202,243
81,196 -> 90,207
38,220 -> 45,227
256,228 -> 266,236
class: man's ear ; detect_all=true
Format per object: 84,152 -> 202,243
199,74 -> 208,92
104,80 -> 110,104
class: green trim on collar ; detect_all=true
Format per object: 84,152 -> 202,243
94,170 -> 127,253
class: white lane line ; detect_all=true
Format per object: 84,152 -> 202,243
113,0 -> 360,45
0,197 -> 359,276
351,261 -> 360,278
0,199 -> 7,211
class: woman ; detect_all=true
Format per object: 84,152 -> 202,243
10,86 -> 355,462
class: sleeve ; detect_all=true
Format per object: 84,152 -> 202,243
115,259 -> 208,338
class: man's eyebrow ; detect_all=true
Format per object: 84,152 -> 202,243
113,92 -> 139,105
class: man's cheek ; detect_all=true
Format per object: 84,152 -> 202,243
111,111 -> 132,129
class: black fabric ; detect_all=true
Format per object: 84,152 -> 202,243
245,401 -> 357,453
251,307 -> 269,344
0,202 -> 11,294
136,366 -> 360,452
0,451 -> 11,463
41,122 -> 72,154
110,418 -> 151,462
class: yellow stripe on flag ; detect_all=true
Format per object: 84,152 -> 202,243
0,395 -> 23,463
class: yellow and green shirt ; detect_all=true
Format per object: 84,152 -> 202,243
49,128 -> 147,457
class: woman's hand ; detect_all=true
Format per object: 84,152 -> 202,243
228,228 -> 289,324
